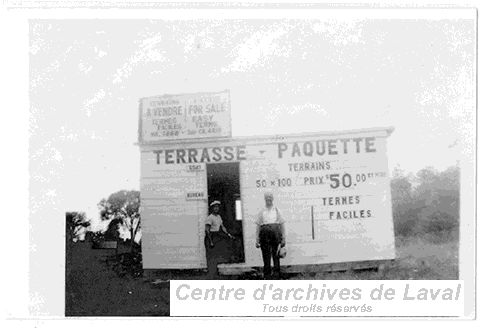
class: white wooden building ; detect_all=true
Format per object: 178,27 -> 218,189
138,92 -> 396,273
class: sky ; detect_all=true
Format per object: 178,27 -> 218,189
29,16 -> 475,226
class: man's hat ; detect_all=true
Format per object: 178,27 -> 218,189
210,200 -> 221,207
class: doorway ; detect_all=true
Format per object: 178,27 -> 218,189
206,162 -> 244,264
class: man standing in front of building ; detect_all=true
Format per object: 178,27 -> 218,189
255,192 -> 286,279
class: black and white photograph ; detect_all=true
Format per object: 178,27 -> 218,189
2,0 -> 477,323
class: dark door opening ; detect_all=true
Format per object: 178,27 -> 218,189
206,162 -> 244,263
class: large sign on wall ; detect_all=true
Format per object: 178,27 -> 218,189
139,90 -> 231,143
140,128 -> 395,269
237,133 -> 395,266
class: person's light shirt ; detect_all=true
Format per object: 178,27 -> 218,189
205,214 -> 223,232
255,206 -> 285,225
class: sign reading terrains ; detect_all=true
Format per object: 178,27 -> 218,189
139,90 -> 231,143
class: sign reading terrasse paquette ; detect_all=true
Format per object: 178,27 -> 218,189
139,90 -> 231,142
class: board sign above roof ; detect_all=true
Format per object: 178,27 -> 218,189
139,90 -> 231,143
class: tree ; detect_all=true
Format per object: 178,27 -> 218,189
390,165 -> 459,240
413,166 -> 459,238
103,218 -> 122,241
391,173 -> 419,237
98,190 -> 141,252
66,212 -> 91,243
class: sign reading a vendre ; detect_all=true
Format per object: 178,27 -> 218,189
139,90 -> 231,143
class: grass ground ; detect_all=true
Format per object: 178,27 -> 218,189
292,236 -> 458,280
65,235 -> 458,316
65,241 -> 170,316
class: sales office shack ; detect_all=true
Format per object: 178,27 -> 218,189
139,91 -> 396,275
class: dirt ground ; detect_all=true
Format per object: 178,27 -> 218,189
65,236 -> 458,316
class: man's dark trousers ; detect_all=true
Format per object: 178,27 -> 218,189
259,224 -> 282,279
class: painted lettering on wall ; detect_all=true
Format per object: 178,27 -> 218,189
153,146 -> 247,164
277,137 -> 377,158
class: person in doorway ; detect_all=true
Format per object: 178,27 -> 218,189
255,192 -> 286,279
205,200 -> 234,247
204,200 -> 234,279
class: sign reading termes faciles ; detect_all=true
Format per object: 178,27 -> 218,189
139,90 -> 231,142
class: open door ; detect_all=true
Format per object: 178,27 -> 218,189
206,162 -> 244,263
